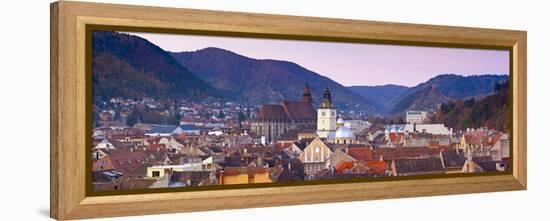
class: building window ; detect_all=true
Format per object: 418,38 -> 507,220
152,171 -> 160,177
322,111 -> 326,116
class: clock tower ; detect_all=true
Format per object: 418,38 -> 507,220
316,87 -> 337,139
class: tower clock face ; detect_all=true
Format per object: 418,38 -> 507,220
314,147 -> 320,153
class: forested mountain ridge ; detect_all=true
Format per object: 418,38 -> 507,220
92,31 -> 220,102
171,47 -> 380,113
430,80 -> 510,131
386,74 -> 509,115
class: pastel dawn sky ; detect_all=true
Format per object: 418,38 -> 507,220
129,32 -> 509,87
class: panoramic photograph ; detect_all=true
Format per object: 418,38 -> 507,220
91,30 -> 510,192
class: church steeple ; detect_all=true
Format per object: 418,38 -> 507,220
320,87 -> 333,108
302,83 -> 313,103
316,86 -> 337,140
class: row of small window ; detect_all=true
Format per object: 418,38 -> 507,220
306,164 -> 323,171
305,156 -> 321,162
320,112 -> 335,116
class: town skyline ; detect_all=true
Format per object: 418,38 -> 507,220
129,31 -> 510,87
91,30 -> 511,192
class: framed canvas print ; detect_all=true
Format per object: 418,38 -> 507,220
50,1 -> 527,220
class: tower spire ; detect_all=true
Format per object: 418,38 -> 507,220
321,86 -> 332,108
302,83 -> 313,103
317,86 -> 337,139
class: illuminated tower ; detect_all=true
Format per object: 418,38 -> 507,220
316,87 -> 337,139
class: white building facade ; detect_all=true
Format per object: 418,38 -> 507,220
316,87 -> 337,140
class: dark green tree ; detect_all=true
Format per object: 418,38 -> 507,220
217,110 -> 225,119
113,111 -> 121,121
237,111 -> 246,128
93,111 -> 100,128
126,112 -> 137,127
168,111 -> 181,125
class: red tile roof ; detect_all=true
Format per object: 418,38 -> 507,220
255,101 -> 316,120
367,160 -> 388,174
148,143 -> 166,150
392,158 -> 444,174
274,142 -> 294,151
373,147 -> 440,161
388,133 -> 405,143
281,101 -> 316,120
256,105 -> 287,120
95,149 -> 150,174
335,161 -> 355,173
347,148 -> 373,162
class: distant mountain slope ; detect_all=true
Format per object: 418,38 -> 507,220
387,74 -> 508,114
93,53 -> 169,100
92,31 -> 219,101
348,85 -> 409,110
92,31 -> 507,117
431,80 -> 509,131
171,47 -> 379,113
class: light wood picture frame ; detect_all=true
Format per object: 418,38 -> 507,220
50,1 -> 527,220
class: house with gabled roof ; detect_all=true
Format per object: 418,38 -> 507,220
367,160 -> 389,176
145,125 -> 177,137
327,148 -> 357,168
272,164 -> 302,182
462,155 -> 502,173
93,177 -> 156,191
390,157 -> 445,176
156,137 -> 184,152
488,133 -> 510,161
93,138 -> 125,150
299,136 -> 333,180
92,148 -> 150,174
172,124 -> 201,135
347,147 -> 374,162
439,149 -> 466,173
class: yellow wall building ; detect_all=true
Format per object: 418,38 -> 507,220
219,167 -> 273,185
